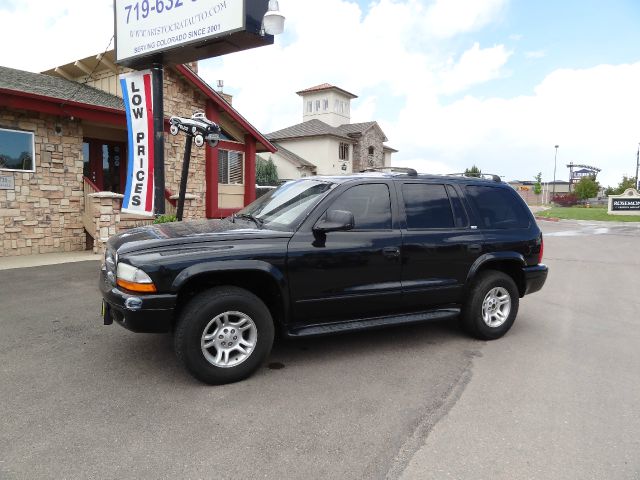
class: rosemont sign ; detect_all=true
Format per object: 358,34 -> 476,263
114,0 -> 274,68
608,188 -> 640,215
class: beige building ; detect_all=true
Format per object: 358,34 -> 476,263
260,84 -> 397,181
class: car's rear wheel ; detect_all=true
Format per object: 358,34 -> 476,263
461,270 -> 519,340
174,286 -> 274,385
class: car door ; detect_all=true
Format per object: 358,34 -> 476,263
287,181 -> 403,325
398,182 -> 485,310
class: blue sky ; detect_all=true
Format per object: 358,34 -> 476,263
1,0 -> 639,186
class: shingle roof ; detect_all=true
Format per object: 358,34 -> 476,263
266,119 -> 352,141
0,65 -> 124,110
295,84 -> 358,99
272,143 -> 317,169
336,121 -> 377,136
266,119 -> 388,142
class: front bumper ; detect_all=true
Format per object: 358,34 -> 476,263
523,264 -> 548,295
99,268 -> 176,333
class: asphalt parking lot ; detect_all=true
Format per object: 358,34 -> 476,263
1,220 -> 639,479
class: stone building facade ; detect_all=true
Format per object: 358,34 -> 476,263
0,53 -> 275,257
1,110 -> 86,256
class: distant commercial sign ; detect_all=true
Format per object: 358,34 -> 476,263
611,199 -> 640,211
114,0 -> 273,68
608,188 -> 640,215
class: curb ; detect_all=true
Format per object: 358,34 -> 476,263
535,216 -> 560,222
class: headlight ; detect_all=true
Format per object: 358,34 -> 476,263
116,263 -> 157,293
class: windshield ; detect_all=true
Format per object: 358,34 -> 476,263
235,179 -> 336,231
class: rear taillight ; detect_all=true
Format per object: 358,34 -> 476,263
538,235 -> 544,264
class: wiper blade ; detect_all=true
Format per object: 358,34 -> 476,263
235,213 -> 264,228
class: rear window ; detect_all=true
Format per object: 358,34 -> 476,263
465,185 -> 530,229
402,183 -> 455,229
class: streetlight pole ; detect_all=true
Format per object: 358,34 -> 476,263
635,143 -> 640,190
552,145 -> 559,199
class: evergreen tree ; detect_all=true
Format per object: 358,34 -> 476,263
256,156 -> 279,186
464,165 -> 482,177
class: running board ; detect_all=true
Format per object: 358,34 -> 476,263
286,308 -> 460,338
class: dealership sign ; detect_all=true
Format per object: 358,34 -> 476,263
120,70 -> 155,216
114,0 -> 274,68
608,188 -> 640,215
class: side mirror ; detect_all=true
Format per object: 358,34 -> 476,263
314,210 -> 355,233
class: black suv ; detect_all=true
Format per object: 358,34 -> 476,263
100,171 -> 547,384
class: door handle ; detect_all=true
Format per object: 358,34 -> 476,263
382,247 -> 401,258
468,244 -> 482,253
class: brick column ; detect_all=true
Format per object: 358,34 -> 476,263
206,101 -> 220,218
244,134 -> 257,206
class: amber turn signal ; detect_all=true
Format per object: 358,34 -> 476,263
116,278 -> 157,293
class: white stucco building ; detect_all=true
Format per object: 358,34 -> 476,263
259,84 -> 397,180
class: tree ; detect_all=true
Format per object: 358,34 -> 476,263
464,165 -> 482,177
574,176 -> 600,201
256,156 -> 279,186
533,172 -> 542,195
604,175 -> 636,196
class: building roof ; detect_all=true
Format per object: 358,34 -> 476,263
0,65 -> 124,110
296,83 -> 358,99
272,143 -> 316,169
266,119 -> 392,143
266,119 -> 352,141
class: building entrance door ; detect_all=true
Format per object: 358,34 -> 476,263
83,139 -> 127,193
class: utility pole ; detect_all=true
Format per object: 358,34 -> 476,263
552,145 -> 559,199
635,143 -> 640,190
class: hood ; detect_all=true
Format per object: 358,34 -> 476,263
107,218 -> 291,254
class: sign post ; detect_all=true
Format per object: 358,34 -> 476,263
114,0 -> 280,218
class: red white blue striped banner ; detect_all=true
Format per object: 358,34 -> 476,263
120,70 -> 155,216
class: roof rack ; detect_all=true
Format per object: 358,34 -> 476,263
360,167 -> 418,177
448,173 -> 502,183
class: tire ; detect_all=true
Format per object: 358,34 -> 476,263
174,286 -> 274,385
461,270 -> 519,340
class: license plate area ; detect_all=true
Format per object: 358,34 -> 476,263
102,301 -> 113,325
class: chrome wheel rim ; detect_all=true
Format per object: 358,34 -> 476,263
201,311 -> 257,368
481,287 -> 511,328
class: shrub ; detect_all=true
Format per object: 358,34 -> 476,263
552,193 -> 578,207
154,214 -> 177,224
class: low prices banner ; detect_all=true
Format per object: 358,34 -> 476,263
120,70 -> 155,216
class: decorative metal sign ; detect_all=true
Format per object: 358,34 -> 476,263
0,175 -> 14,190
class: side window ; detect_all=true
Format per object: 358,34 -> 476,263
446,185 -> 469,227
465,185 -> 530,229
402,183 -> 455,229
328,184 -> 392,230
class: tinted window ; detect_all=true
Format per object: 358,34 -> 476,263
446,185 -> 468,227
329,184 -> 391,230
402,184 -> 455,229
0,128 -> 34,172
466,185 -> 530,229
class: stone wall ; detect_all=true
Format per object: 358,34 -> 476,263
352,126 -> 385,173
0,109 -> 85,257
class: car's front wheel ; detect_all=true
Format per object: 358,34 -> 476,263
461,270 -> 519,340
174,286 -> 274,384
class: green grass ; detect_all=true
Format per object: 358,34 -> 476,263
537,206 -> 640,222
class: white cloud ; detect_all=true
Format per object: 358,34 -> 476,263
0,0 -> 113,72
438,42 -> 512,94
393,62 -> 640,187
525,50 -> 546,59
424,0 -> 508,38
